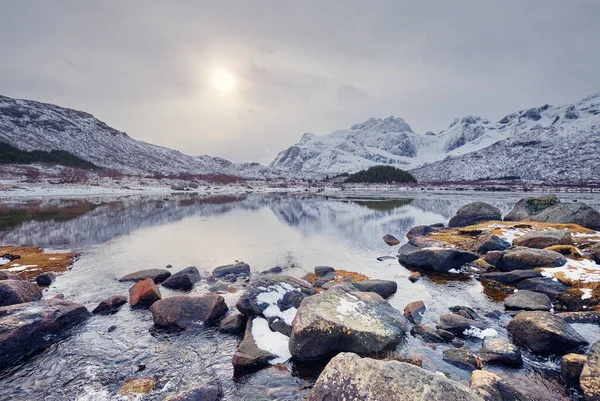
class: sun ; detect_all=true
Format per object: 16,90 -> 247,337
211,69 -> 236,93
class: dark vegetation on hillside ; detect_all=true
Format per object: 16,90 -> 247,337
0,141 -> 99,169
344,165 -> 417,184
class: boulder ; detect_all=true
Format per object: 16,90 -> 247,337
448,202 -> 502,228
161,266 -> 201,290
150,295 -> 228,328
409,236 -> 446,248
561,353 -> 587,383
443,348 -> 481,371
504,195 -> 561,221
437,313 -> 486,335
129,278 -> 161,307
406,225 -> 435,240
397,244 -> 479,274
469,370 -> 529,401
314,266 -> 335,276
480,270 -> 542,285
213,262 -> 250,278
513,229 -> 573,249
404,300 -> 426,324
236,276 -> 315,326
232,317 -> 288,371
308,352 -> 482,401
118,268 -> 171,284
410,324 -> 446,343
164,383 -> 222,401
352,280 -> 398,298
35,273 -> 55,286
474,234 -> 511,254
506,311 -> 588,355
382,234 -> 400,246
478,337 -> 522,366
516,277 -> 567,300
532,203 -> 600,231
504,290 -> 551,311
289,288 -> 406,360
219,313 -> 247,333
496,247 -> 566,271
581,341 -> 600,400
0,279 -> 42,306
0,298 -> 91,369
483,251 -> 504,266
0,271 -> 21,280
92,295 -> 127,315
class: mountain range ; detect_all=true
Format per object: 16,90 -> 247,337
1,93 -> 598,182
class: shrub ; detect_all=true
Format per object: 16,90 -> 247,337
344,166 -> 417,184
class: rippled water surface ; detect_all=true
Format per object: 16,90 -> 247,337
1,191 -> 600,400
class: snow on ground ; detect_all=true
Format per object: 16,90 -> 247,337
251,317 -> 292,364
541,258 -> 600,283
256,283 -> 301,325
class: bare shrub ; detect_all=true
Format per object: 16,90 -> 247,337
60,168 -> 89,183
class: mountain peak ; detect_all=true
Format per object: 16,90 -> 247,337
350,116 -> 413,134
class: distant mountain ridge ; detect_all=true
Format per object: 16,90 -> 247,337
270,93 -> 600,182
0,95 -> 277,179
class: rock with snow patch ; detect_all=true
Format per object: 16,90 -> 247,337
397,244 -> 479,274
118,269 -> 171,284
232,317 -> 290,371
0,279 -> 42,306
150,295 -> 228,329
352,279 -> 397,298
504,290 -> 551,311
448,202 -> 502,228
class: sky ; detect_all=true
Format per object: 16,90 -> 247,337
1,1 -> 599,164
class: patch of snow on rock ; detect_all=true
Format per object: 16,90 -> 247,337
251,317 -> 292,364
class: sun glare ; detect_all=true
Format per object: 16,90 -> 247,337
211,69 -> 236,93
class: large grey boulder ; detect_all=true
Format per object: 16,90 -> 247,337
161,266 -> 201,290
0,298 -> 91,369
308,352 -> 483,401
506,311 -> 588,355
580,341 -> 600,400
513,229 -> 572,249
0,279 -> 42,306
504,290 -> 551,311
504,195 -> 561,221
480,270 -> 542,285
118,268 -> 171,284
448,202 -> 502,228
469,370 -> 530,401
289,288 -> 406,360
397,244 -> 479,274
150,295 -> 228,329
352,280 -> 398,298
516,277 -> 568,300
495,247 -> 566,271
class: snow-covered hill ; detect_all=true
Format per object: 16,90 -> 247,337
271,93 -> 600,182
0,95 -> 277,179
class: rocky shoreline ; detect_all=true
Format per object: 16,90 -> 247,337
1,194 -> 600,399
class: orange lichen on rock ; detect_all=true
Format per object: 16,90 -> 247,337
0,246 -> 78,279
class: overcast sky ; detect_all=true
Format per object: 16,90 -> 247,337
1,1 -> 599,164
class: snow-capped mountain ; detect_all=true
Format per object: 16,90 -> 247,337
0,95 -> 277,178
270,93 -> 600,182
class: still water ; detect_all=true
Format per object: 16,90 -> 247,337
1,191 -> 600,400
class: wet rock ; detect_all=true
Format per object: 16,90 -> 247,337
404,300 -> 426,324
308,352 -> 482,401
558,311 -> 600,324
504,290 -> 551,311
119,377 -> 156,395
352,279 -> 397,298
496,247 -> 567,271
397,244 -> 479,274
506,311 -> 588,355
449,305 -> 481,320
382,234 -> 400,246
443,348 -> 482,371
0,271 -> 21,280
35,273 -> 55,286
581,341 -> 600,400
261,266 -> 282,274
561,353 -> 587,383
0,298 -> 91,369
219,313 -> 247,334
516,277 -> 567,300
129,278 -> 161,307
406,225 -> 435,240
268,317 -> 292,336
448,202 -> 502,228
118,268 -> 171,284
410,324 -> 445,343
474,234 -> 511,254
150,294 -> 228,329
0,279 -> 42,306
408,272 -> 421,282
289,288 -> 406,360
232,318 -> 280,371
481,270 -> 542,285
504,194 -> 561,221
92,295 -> 127,315
164,383 -> 222,401
436,313 -> 486,334
469,370 -> 529,401
161,266 -> 201,290
478,337 -> 522,366
213,262 -> 250,278
236,275 -> 315,321
513,229 -> 573,249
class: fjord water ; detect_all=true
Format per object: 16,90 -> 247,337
1,192 -> 600,401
